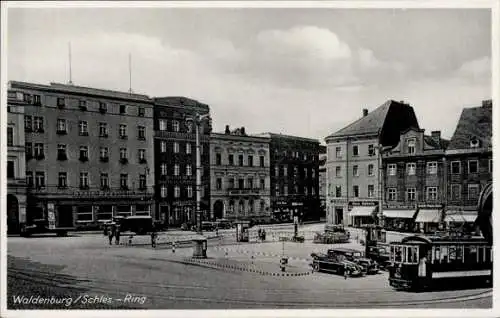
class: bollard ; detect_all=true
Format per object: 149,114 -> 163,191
172,242 -> 176,253
251,255 -> 254,265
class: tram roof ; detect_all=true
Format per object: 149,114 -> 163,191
393,235 -> 489,245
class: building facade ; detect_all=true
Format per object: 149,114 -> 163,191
210,126 -> 271,222
444,100 -> 493,232
318,146 -> 327,220
255,133 -> 322,222
8,81 -> 155,230
382,128 -> 449,233
153,97 -> 211,227
325,101 -> 420,227
6,86 -> 27,233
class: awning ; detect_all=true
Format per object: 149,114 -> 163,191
415,209 -> 442,223
383,210 -> 416,219
349,206 -> 376,217
444,213 -> 477,223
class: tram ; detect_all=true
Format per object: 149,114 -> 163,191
388,235 -> 492,291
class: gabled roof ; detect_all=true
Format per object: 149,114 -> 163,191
447,101 -> 492,150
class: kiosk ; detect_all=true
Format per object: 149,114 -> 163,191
192,235 -> 208,258
235,221 -> 250,242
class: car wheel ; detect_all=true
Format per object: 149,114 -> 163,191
312,263 -> 319,272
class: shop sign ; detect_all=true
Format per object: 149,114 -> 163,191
349,201 -> 378,207
291,202 -> 303,206
384,203 -> 417,209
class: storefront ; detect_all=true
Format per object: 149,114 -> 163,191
348,201 -> 378,227
382,209 -> 416,232
444,211 -> 477,233
272,199 -> 303,222
414,206 -> 443,233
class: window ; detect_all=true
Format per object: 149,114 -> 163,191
7,127 -> 13,146
407,138 -> 416,154
79,121 -> 88,136
139,174 -> 146,189
119,124 -> 127,138
352,145 -> 359,156
25,142 -> 33,158
99,102 -> 107,113
173,120 -> 180,132
100,173 -> 109,189
216,178 -> 222,190
159,120 -> 167,131
388,188 -> 397,201
187,186 -> 193,198
26,171 -> 34,187
120,174 -> 128,189
79,146 -> 89,161
216,153 -> 222,165
353,185 -> 359,197
275,184 -> 280,196
407,188 -> 416,201
80,172 -> 89,189
79,100 -> 87,110
451,184 -> 461,201
368,185 -> 374,198
33,94 -> 41,105
353,165 -> 359,177
284,166 -> 288,176
468,160 -> 478,174
57,144 -> 67,160
426,187 -> 438,201
34,143 -> 44,159
470,137 -> 480,148
427,162 -> 438,174
249,200 -> 255,214
120,148 -> 128,160
186,143 -> 191,154
174,186 -> 180,198
120,105 -> 126,114
247,178 -> 254,189
186,121 -> 193,133
274,165 -> 279,176
160,141 -> 167,153
406,163 -> 416,175
248,155 -> 254,167
160,163 -> 167,175
174,164 -> 180,176
58,172 -> 67,188
100,147 -> 109,160
468,184 -> 480,200
489,159 -> 493,173
229,178 -> 235,189
238,155 -> 244,166
7,161 -> 14,179
186,164 -> 192,176
368,144 -> 375,156
99,122 -> 108,137
260,200 -> 266,212
451,161 -> 461,174
260,156 -> 265,167
24,116 -> 32,131
57,97 -> 65,107
260,179 -> 265,190
138,126 -> 146,140
368,164 -> 374,176
229,154 -> 234,165
160,185 -> 167,198
335,166 -> 341,177
238,179 -> 244,189
173,142 -> 179,153
335,146 -> 342,158
138,149 -> 146,162
34,116 -> 44,132
138,107 -> 145,117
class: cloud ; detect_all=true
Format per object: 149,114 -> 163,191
455,56 -> 491,82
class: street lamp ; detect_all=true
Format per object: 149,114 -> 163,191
185,113 -> 212,235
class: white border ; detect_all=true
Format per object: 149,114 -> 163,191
1,1 -> 499,318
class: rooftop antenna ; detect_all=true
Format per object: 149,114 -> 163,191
128,53 -> 133,94
68,42 -> 73,85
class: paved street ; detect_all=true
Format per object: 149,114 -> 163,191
7,227 -> 492,309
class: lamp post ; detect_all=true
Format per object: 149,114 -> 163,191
186,113 -> 211,235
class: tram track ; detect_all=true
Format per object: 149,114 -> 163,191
7,264 -> 492,308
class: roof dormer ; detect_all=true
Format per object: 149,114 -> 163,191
470,136 -> 481,148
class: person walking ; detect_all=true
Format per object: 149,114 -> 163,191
115,224 -> 121,245
108,224 -> 115,245
151,230 -> 157,248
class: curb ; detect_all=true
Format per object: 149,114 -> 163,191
181,257 -> 312,277
212,246 -> 312,263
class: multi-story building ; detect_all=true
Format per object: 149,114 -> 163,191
318,146 -> 327,220
381,128 -> 449,233
8,81 -> 155,229
325,101 -> 420,227
210,126 -> 271,222
153,97 -> 211,226
6,86 -> 27,233
255,133 -> 322,222
444,100 -> 493,232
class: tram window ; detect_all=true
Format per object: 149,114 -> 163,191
441,246 -> 449,263
448,246 -> 456,262
434,247 -> 440,263
464,246 -> 478,263
478,247 -> 485,263
408,247 -> 418,263
395,246 -> 403,262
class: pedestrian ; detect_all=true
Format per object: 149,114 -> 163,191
172,241 -> 176,253
108,224 -> 115,245
344,264 -> 348,280
115,225 -> 121,245
151,231 -> 157,248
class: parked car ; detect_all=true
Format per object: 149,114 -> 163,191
329,248 -> 379,275
120,216 -> 154,235
310,250 -> 364,277
215,219 -> 232,229
201,221 -> 217,232
366,245 -> 391,270
181,222 -> 194,231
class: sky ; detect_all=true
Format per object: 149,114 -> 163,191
6,6 -> 492,142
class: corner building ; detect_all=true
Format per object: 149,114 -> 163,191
8,81 -> 155,229
325,101 -> 420,227
153,97 -> 211,227
210,126 -> 271,222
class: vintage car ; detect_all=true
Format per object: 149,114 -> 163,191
329,248 -> 379,275
366,245 -> 392,270
310,250 -> 364,277
313,225 -> 350,244
215,219 -> 233,229
120,216 -> 155,235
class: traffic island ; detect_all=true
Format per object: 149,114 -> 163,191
179,257 -> 312,277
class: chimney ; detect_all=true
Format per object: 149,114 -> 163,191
225,125 -> 230,134
482,100 -> 492,108
362,109 -> 368,117
241,127 -> 246,135
431,131 -> 441,144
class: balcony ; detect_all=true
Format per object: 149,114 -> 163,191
120,158 -> 128,164
100,156 -> 109,163
227,188 -> 263,196
56,130 -> 67,135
